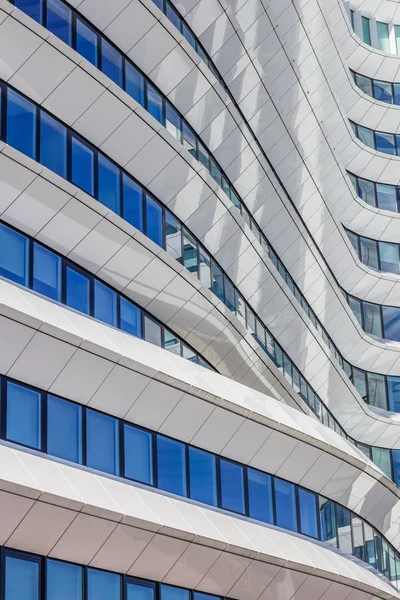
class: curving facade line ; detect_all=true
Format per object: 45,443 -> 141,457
3,0 -> 400,597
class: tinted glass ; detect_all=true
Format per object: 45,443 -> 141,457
376,183 -> 397,211
319,497 -> 337,545
388,376 -> 400,412
220,459 -> 245,514
87,569 -> 120,600
248,468 -> 273,523
127,583 -> 155,600
189,447 -> 217,506
337,505 -> 352,554
298,488 -> 318,538
352,514 -> 365,559
0,223 -> 29,286
33,243 -> 61,301
376,131 -> 395,155
355,73 -> 372,96
377,21 -> 390,52
383,306 -> 400,341
371,447 -> 392,479
348,296 -> 362,326
379,241 -> 399,274
367,372 -> 387,409
125,63 -> 145,106
5,555 -> 39,600
86,409 -> 119,475
101,40 -> 123,86
94,281 -> 117,327
120,298 -> 141,337
183,230 -> 197,273
165,3 -> 181,29
394,83 -> 400,106
364,524 -> 377,568
123,175 -> 143,231
47,559 -> 83,600
161,587 -> 189,600
15,0 -> 43,23
165,104 -> 181,141
274,478 -> 297,532
182,123 -> 197,158
363,302 -> 382,337
47,395 -> 82,463
71,137 -> 94,195
124,424 -> 153,484
98,155 -> 120,214
164,329 -> 180,355
224,278 -> 235,312
358,177 -> 376,206
40,111 -> 67,178
6,382 -> 41,449
66,267 -> 90,314
357,125 -> 374,148
145,196 -> 163,247
157,436 -> 187,496
76,19 -> 98,67
144,316 -> 162,346
373,80 -> 393,103
360,237 -> 379,270
362,16 -> 371,44
211,262 -> 224,301
7,89 -> 36,159
147,84 -> 163,123
165,212 -> 182,262
47,0 -> 72,45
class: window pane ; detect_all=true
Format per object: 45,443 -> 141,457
375,131 -> 395,155
358,177 -> 376,206
211,262 -> 224,301
198,142 -> 210,170
76,19 -> 98,67
47,0 -> 72,45
319,497 -> 337,545
47,559 -> 83,600
40,111 -> 67,178
145,195 -> 163,247
383,306 -> 400,341
120,298 -> 141,337
33,243 -> 61,301
124,424 -> 153,484
210,159 -> 222,186
165,3 -> 181,29
388,376 -> 400,412
5,555 -> 39,600
86,409 -> 119,475
348,295 -> 362,327
98,155 -> 121,214
0,223 -> 29,286
298,488 -> 318,538
364,524 -> 377,569
47,395 -> 82,463
373,80 -> 393,103
274,478 -> 297,532
394,83 -> 400,105
377,21 -> 390,52
367,372 -> 387,409
165,212 -> 182,262
360,236 -> 379,270
379,241 -> 400,274
362,16 -> 371,44
353,368 -> 367,401
376,183 -> 397,211
220,459 -> 245,514
87,569 -> 120,600
157,435 -> 187,496
125,63 -> 145,106
183,230 -> 198,274
127,583 -> 155,600
337,506 -> 352,554
182,23 -> 196,49
101,40 -> 123,86
355,73 -> 372,96
165,103 -> 181,142
15,0 -> 43,23
393,450 -> 400,487
199,249 -> 211,288
236,292 -> 246,326
189,447 -> 217,506
352,514 -> 365,559
372,447 -> 392,479
224,278 -> 235,312
144,316 -> 162,346
94,280 -> 117,327
7,88 -> 37,159
123,175 -> 143,231
357,124 -> 374,148
71,137 -> 94,195
6,381 -> 41,449
164,329 -> 180,355
248,468 -> 273,523
182,123 -> 197,158
347,230 -> 359,254
66,267 -> 90,314
147,84 -> 163,124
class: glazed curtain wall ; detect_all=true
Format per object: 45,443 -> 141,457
346,229 -> 400,276
350,120 -> 400,156
2,374 -> 400,586
351,70 -> 400,105
348,172 -> 400,214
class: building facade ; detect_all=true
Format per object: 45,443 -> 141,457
0,0 -> 400,598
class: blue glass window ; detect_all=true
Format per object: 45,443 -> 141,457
379,242 -> 400,274
376,183 -> 397,212
355,73 -> 372,96
120,298 -> 141,337
319,498 -> 337,544
76,19 -> 98,67
144,316 -> 162,346
165,212 -> 182,262
14,0 -> 43,23
197,142 -> 210,170
220,459 -> 245,514
362,16 -> 371,44
66,267 -> 90,314
46,0 -> 72,46
165,104 -> 181,142
145,195 -> 163,247
337,505 -> 352,554
71,136 -> 94,196
211,262 -> 224,302
388,377 -> 400,413
183,230 -> 197,273
182,123 -> 197,158
377,21 -> 390,52
94,281 -> 117,327
357,177 -> 376,206
199,248 -> 211,289
165,3 -> 181,29
98,154 -> 121,214
157,436 -> 187,496
363,301 -> 382,338
125,63 -> 145,106
392,450 -> 400,487
33,243 -> 61,301
248,468 -> 273,523
189,447 -> 217,506
147,85 -> 163,124
224,278 -> 235,312
127,582 -> 155,600
356,124 -> 374,148
5,555 -> 39,600
375,131 -> 395,155
0,223 -> 29,286
7,89 -> 37,159
40,111 -> 67,178
298,488 -> 318,538
394,83 -> 400,106
161,586 -> 189,600
47,559 -> 83,600
122,174 -> 143,231
274,478 -> 297,532
6,382 -> 41,449
373,80 -> 393,103
47,395 -> 82,463
87,569 -> 120,600
182,24 -> 196,50
101,40 -> 123,86
86,409 -> 119,475
383,306 -> 400,341
124,424 -> 153,485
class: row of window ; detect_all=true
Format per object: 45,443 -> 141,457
349,11 -> 400,55
350,120 -> 400,156
1,548 -> 234,600
0,221 -> 209,367
351,70 -> 400,105
2,375 -> 400,584
346,292 -> 400,343
348,172 -> 400,213
347,228 -> 400,275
